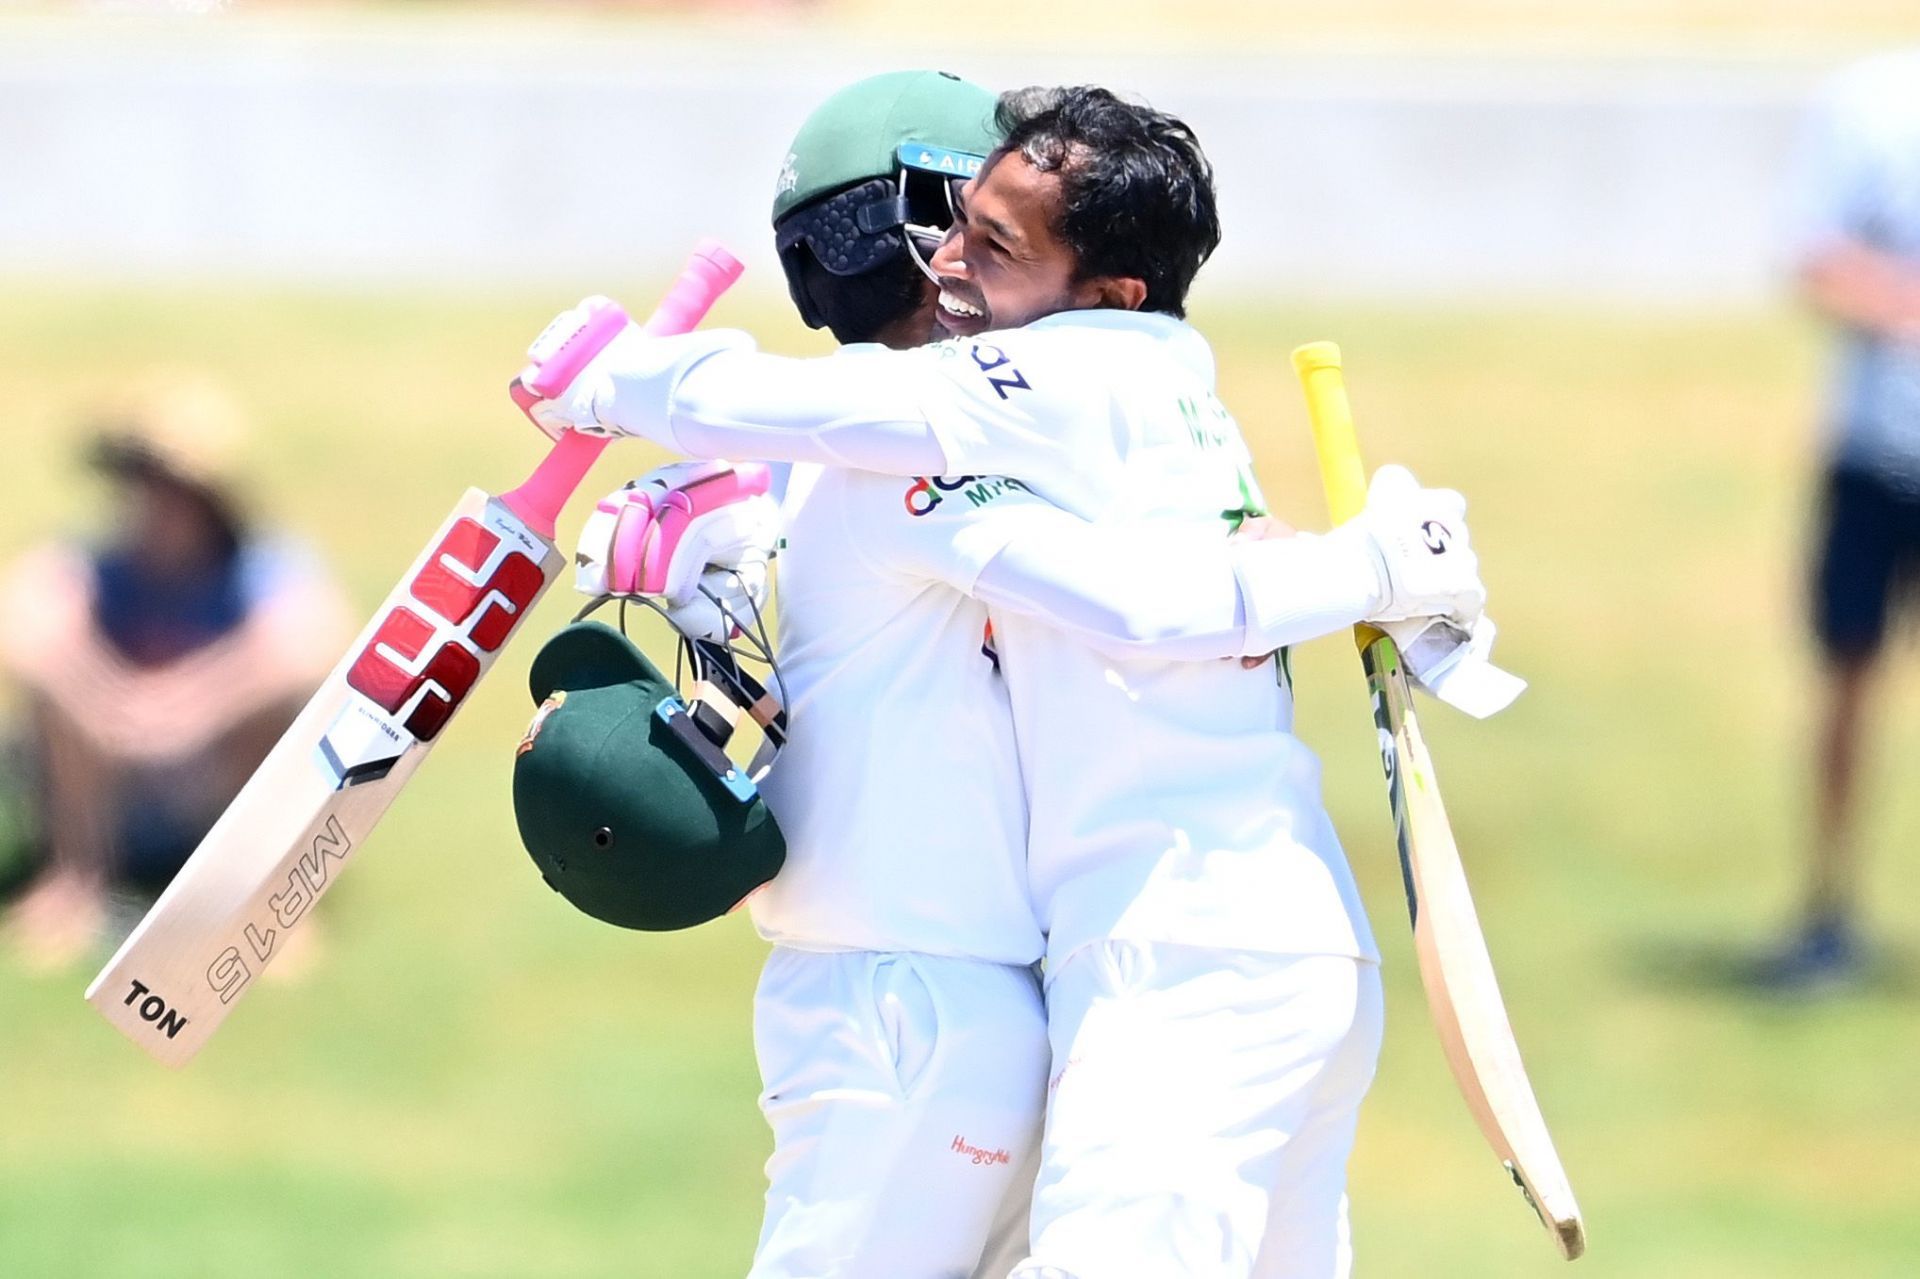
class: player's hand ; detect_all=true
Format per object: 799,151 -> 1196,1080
1339,464 -> 1485,626
518,297 -> 630,440
665,561 -> 772,643
574,461 -> 780,637
516,298 -> 748,442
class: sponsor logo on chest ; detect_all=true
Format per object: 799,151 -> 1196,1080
903,474 -> 1032,517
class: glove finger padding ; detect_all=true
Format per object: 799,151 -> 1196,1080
520,297 -> 625,441
526,295 -> 617,365
1429,488 -> 1468,521
666,560 -> 771,643
574,461 -> 780,608
574,499 -> 621,597
1351,464 -> 1486,626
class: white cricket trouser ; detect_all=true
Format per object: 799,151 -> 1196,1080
750,946 -> 1050,1279
1009,942 -> 1384,1279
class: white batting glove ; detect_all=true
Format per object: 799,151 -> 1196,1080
665,560 -> 773,644
574,460 -> 780,638
1334,464 -> 1486,627
1381,613 -> 1527,718
520,298 -> 749,442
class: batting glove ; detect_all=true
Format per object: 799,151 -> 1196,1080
575,460 -> 780,641
519,297 -> 749,442
1336,464 -> 1486,627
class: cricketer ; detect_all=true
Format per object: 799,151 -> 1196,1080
525,80 -> 1490,1277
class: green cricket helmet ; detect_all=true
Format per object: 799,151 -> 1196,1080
773,70 -> 1002,338
512,610 -> 787,932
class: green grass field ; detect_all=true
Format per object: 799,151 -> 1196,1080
2,282 -> 1917,1277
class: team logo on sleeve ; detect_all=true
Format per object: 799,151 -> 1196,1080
904,475 -> 1033,516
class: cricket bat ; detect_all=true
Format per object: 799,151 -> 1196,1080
85,242 -> 745,1066
1292,342 -> 1587,1260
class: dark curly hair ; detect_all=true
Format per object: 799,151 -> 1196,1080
994,86 -> 1221,318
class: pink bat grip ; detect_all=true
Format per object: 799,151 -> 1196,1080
500,240 -> 745,540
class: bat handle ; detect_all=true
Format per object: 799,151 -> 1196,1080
1292,341 -> 1369,523
502,240 -> 746,539
1292,341 -> 1384,652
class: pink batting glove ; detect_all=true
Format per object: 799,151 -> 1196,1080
575,460 -> 779,604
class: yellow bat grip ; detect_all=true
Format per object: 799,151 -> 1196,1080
1293,342 -> 1384,652
1292,341 -> 1369,524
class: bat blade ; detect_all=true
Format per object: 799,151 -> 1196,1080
1364,641 -> 1586,1260
1293,341 -> 1585,1259
85,490 -> 561,1066
83,241 -> 742,1067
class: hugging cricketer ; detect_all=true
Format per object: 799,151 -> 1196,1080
512,71 -> 1497,1279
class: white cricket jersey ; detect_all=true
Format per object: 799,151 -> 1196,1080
919,312 -> 1379,966
599,311 -> 1380,966
751,434 -> 1362,962
749,460 -> 1041,964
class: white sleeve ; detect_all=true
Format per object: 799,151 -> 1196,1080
849,471 -> 1382,662
968,512 -> 1247,661
910,332 -> 1107,499
973,521 -> 1384,662
591,327 -> 1102,494
593,331 -> 949,474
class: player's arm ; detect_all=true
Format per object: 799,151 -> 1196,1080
519,304 -> 1088,485
970,513 -> 1374,661
522,320 -> 948,472
854,466 -> 1486,664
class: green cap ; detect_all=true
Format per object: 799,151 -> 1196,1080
512,622 -> 785,932
772,70 -> 1001,223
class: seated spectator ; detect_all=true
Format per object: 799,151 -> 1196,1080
0,373 -> 349,968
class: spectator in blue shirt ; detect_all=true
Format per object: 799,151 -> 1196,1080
1771,51 -> 1920,989
0,374 -> 348,968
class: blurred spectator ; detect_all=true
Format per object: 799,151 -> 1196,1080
0,373 -> 349,969
1773,51 -> 1920,991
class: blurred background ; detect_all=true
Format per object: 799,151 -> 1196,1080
4,2 -> 1919,1276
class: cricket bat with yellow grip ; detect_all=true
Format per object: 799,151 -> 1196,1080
1292,340 -> 1586,1260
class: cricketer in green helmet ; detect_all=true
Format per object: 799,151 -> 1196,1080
523,80 -> 1497,1277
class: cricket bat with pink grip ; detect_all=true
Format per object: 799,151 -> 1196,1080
85,242 -> 744,1066
1292,341 -> 1586,1260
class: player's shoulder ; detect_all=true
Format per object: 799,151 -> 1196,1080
917,327 -> 1058,401
973,307 -> 1207,357
1029,309 -> 1217,388
919,309 -> 1212,400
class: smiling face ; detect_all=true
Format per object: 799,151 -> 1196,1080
927,148 -> 1144,338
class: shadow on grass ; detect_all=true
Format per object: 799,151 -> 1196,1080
1618,934 -> 1920,1003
